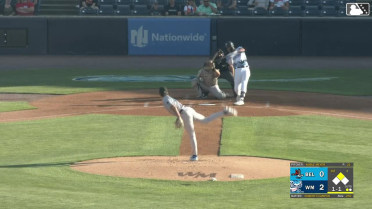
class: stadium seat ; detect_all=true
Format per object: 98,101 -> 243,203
337,0 -> 355,10
320,0 -> 336,7
98,5 -> 115,15
175,0 -> 186,6
150,4 -> 164,15
132,0 -> 149,5
321,6 -> 337,16
288,6 -> 304,16
218,0 -> 230,6
220,8 -> 237,16
337,6 -> 347,16
235,6 -> 253,16
253,7 -> 268,16
338,0 -> 355,5
116,0 -> 132,5
132,4 -> 150,15
98,0 -> 116,5
288,0 -> 305,7
270,7 -> 288,16
79,8 -> 98,15
304,6 -> 321,16
152,0 -> 167,6
116,4 -> 131,15
236,0 -> 249,6
304,0 -> 321,6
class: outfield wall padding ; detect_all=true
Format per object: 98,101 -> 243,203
0,17 -> 47,55
215,18 -> 301,56
301,18 -> 372,56
1,17 -> 372,56
47,17 -> 128,55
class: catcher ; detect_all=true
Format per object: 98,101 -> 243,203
159,87 -> 237,161
213,49 -> 236,97
192,60 -> 228,99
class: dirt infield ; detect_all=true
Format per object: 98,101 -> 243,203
71,156 -> 292,182
1,89 -> 371,181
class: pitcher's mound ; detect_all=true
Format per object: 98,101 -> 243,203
71,156 -> 292,181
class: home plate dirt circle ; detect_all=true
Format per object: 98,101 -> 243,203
71,156 -> 292,181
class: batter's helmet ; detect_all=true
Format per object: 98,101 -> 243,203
159,87 -> 169,97
225,41 -> 235,52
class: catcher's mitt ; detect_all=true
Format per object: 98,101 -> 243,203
175,118 -> 184,129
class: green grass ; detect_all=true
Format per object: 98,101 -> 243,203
0,101 -> 36,112
1,114 -> 371,208
0,115 -> 183,164
0,68 -> 196,95
250,69 -> 372,96
221,115 -> 372,207
0,68 -> 371,95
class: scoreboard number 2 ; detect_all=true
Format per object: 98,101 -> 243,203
320,184 -> 324,191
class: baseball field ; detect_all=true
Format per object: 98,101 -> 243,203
0,56 -> 371,208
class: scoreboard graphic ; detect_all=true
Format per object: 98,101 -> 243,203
290,163 -> 353,198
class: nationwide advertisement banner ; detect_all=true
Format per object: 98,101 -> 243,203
128,18 -> 210,55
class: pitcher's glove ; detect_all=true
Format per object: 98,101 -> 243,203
175,117 -> 184,129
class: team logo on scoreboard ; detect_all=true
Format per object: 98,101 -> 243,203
290,180 -> 303,193
346,3 -> 370,16
291,169 -> 304,179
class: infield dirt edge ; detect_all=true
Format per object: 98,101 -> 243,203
70,155 -> 293,182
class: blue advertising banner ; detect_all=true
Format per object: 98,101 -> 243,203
128,18 -> 210,55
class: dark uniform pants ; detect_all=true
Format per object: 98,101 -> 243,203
219,70 -> 236,97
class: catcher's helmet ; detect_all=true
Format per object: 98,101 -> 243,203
203,60 -> 215,70
159,87 -> 168,97
225,41 -> 235,52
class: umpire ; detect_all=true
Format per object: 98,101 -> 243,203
212,48 -> 236,97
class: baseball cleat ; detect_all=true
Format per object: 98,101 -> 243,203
190,155 -> 198,161
234,100 -> 244,106
224,106 -> 238,116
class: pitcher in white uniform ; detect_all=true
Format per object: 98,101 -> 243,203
159,87 -> 237,161
225,41 -> 251,106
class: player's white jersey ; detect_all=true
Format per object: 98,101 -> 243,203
226,47 -> 249,69
162,95 -> 185,115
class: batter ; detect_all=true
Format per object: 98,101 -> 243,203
225,41 -> 251,106
159,87 -> 237,161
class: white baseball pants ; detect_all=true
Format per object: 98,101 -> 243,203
198,82 -> 227,99
180,107 -> 225,156
234,67 -> 250,97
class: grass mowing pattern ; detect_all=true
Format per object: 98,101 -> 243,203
0,68 -> 197,94
0,114 -> 370,208
221,115 -> 372,207
250,69 -> 372,96
0,114 -> 182,164
0,68 -> 371,95
0,101 -> 36,112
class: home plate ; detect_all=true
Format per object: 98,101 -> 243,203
198,103 -> 216,106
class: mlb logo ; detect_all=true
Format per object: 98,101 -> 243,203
346,3 -> 370,16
